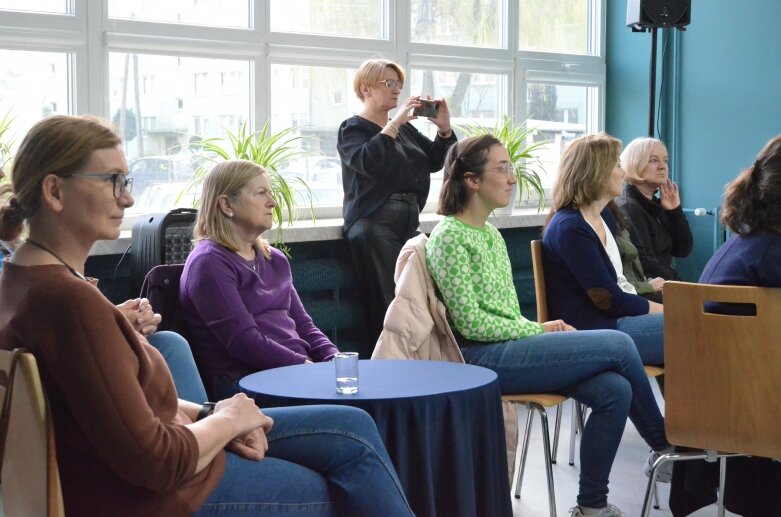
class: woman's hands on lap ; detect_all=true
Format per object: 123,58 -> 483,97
542,320 -> 576,333
214,393 -> 274,461
648,301 -> 664,314
117,298 -> 162,336
648,277 -> 665,292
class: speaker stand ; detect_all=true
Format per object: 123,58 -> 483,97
647,27 -> 658,137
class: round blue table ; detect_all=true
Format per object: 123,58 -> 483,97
240,359 -> 512,517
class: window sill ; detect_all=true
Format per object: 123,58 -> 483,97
91,207 -> 550,256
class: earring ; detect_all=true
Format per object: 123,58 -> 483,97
227,212 -> 234,218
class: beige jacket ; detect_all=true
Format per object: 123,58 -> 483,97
372,234 -> 464,363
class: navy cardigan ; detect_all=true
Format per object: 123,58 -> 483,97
542,207 -> 650,330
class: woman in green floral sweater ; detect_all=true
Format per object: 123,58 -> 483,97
425,135 -> 671,517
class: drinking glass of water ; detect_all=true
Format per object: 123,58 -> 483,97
334,352 -> 359,394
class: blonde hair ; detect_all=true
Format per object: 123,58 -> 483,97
621,137 -> 667,185
194,159 -> 271,259
0,115 -> 120,242
550,133 -> 623,214
353,58 -> 405,102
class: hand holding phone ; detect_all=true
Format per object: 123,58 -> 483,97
413,99 -> 440,118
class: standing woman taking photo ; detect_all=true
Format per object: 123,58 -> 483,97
338,58 -> 456,343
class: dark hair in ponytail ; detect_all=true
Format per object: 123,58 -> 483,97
438,134 -> 501,215
721,134 -> 781,235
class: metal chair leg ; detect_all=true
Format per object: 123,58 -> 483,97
551,402 -> 563,464
514,404 -> 535,499
717,456 -> 726,517
568,400 -> 578,466
652,479 -> 660,509
533,403 -> 558,517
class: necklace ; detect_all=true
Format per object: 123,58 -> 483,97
25,239 -> 87,281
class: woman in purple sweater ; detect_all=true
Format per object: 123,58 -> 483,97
180,160 -> 339,399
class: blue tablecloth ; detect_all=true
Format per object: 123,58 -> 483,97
240,360 -> 512,517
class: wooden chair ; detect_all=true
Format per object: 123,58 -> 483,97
0,349 -> 65,516
641,282 -> 781,516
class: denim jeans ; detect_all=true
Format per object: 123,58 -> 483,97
197,405 -> 414,517
147,331 -> 208,403
461,329 -> 668,508
615,312 -> 664,365
153,333 -> 414,517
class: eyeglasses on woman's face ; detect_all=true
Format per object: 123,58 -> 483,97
378,79 -> 403,90
64,172 -> 134,199
485,162 -> 516,177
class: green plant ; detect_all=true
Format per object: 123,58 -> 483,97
0,109 -> 15,179
457,116 -> 548,211
183,121 -> 314,241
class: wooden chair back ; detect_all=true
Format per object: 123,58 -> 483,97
0,349 -> 65,517
530,240 -> 548,323
664,281 -> 781,459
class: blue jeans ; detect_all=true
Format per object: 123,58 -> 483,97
616,312 -> 664,365
461,329 -> 668,509
147,331 -> 208,404
197,405 -> 414,517
154,333 -> 413,516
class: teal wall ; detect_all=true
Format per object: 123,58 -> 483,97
606,0 -> 781,280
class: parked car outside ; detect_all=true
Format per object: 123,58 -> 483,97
129,154 -> 201,195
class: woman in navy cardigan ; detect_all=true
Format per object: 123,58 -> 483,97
542,133 -> 664,366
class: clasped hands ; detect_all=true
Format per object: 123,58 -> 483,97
116,297 -> 162,336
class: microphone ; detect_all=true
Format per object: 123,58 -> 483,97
693,208 -> 707,216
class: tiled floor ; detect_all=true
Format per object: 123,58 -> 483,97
509,382 -> 738,517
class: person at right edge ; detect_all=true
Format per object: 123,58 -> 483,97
337,58 -> 456,345
616,137 -> 692,280
669,134 -> 781,517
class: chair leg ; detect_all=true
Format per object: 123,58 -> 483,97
532,402 -> 558,517
551,402 -> 563,464
652,479 -> 660,509
514,404 -> 535,499
717,456 -> 726,517
568,400 -> 578,466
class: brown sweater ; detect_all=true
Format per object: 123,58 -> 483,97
0,262 -> 225,516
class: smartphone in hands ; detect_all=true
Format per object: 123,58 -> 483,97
413,99 -> 440,118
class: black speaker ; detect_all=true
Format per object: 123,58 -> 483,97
627,0 -> 691,29
130,207 -> 197,296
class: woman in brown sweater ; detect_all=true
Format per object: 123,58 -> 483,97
0,115 -> 413,517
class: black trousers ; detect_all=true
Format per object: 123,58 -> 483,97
345,194 -> 420,347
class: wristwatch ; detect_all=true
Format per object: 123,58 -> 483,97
196,402 -> 216,421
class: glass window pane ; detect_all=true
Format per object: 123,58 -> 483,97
526,82 -> 594,187
108,0 -> 249,29
411,0 -> 502,48
409,68 -> 506,202
519,0 -> 591,55
270,0 -> 383,39
0,49 -> 70,169
0,0 -> 68,14
270,64 -> 363,207
109,53 -> 251,213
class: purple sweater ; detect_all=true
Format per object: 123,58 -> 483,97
179,240 -> 338,395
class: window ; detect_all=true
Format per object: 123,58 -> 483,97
108,53 -> 250,212
519,0 -> 594,55
0,49 -> 70,154
1,1 -> 606,220
270,0 -> 384,38
108,0 -> 249,28
411,0 -> 503,48
526,82 -> 599,187
0,0 -> 69,14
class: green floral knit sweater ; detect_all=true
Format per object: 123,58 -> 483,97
426,216 -> 544,342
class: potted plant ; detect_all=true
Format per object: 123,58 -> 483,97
457,116 -> 548,213
183,121 -> 315,243
0,110 -> 14,179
